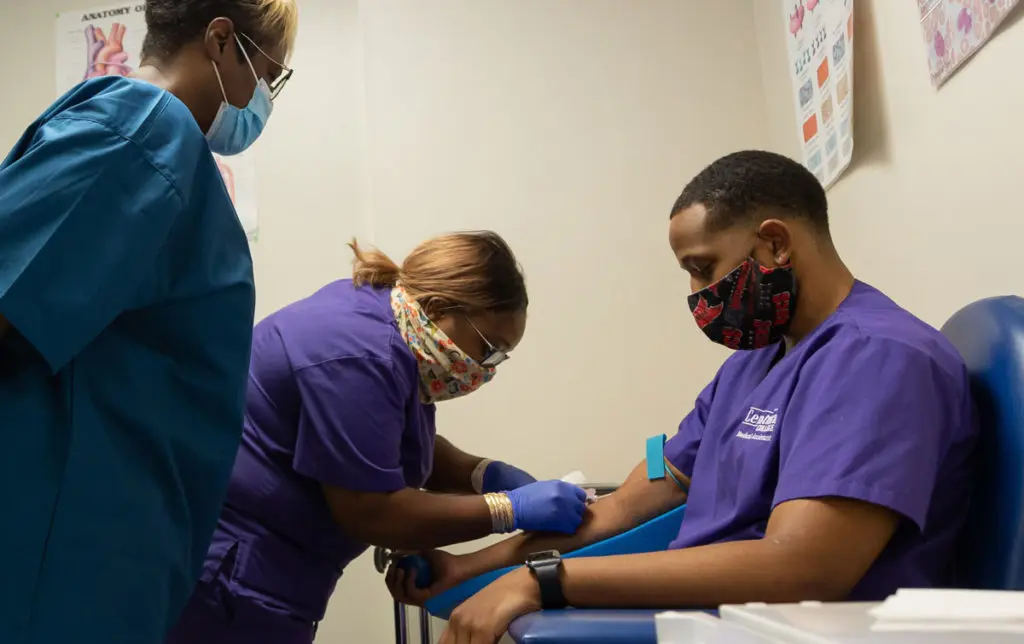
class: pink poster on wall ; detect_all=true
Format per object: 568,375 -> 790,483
783,0 -> 855,189
919,0 -> 1021,87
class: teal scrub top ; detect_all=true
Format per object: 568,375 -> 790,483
0,77 -> 256,643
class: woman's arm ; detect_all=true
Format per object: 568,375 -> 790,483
296,361 -> 496,550
324,478 -> 588,552
293,359 -> 577,552
425,435 -> 485,494
426,436 -> 538,495
323,484 -> 493,551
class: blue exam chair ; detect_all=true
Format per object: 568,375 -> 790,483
942,295 -> 1024,590
387,295 -> 1024,643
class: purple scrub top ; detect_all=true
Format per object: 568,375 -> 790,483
201,280 -> 435,622
665,281 -> 977,599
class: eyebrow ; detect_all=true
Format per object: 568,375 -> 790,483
490,336 -> 511,352
678,252 -> 713,269
488,331 -> 514,352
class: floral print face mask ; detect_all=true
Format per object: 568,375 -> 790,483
391,285 -> 496,403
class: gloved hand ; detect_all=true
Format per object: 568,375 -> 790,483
506,480 -> 588,533
481,460 -> 537,493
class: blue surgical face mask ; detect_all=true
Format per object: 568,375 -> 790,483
206,34 -> 274,156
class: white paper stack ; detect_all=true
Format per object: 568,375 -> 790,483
869,589 -> 1024,634
656,611 -> 772,643
560,470 -> 588,486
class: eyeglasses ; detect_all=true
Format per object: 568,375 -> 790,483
464,317 -> 510,368
238,32 -> 294,100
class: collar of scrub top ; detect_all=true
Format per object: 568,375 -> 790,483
237,32 -> 293,100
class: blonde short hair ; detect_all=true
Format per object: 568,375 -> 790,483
142,0 -> 299,62
252,0 -> 299,62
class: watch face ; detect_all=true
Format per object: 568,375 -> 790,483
526,550 -> 560,566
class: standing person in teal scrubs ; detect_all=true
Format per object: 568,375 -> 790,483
0,1 -> 297,642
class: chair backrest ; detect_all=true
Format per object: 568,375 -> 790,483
941,296 -> 1024,590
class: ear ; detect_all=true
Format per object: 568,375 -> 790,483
421,297 -> 451,321
756,219 -> 793,266
204,17 -> 237,63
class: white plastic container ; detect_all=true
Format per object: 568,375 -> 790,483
655,611 -> 777,643
719,601 -> 1024,643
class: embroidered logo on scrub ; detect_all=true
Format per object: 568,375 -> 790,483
737,407 -> 778,442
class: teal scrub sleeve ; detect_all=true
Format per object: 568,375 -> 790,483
0,116 -> 183,372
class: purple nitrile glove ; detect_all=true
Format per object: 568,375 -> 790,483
481,460 -> 537,493
506,480 -> 588,533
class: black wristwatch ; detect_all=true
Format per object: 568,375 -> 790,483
525,550 -> 568,609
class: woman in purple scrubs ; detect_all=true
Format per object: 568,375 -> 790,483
166,231 -> 587,643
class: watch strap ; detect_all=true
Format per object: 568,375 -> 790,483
530,558 -> 568,609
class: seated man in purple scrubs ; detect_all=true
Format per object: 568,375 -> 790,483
167,231 -> 588,644
395,151 -> 978,644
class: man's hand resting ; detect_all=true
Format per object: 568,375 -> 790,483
386,550 -> 476,607
440,567 -> 540,644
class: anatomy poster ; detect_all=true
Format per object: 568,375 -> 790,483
919,0 -> 1020,87
783,0 -> 854,189
55,3 -> 259,238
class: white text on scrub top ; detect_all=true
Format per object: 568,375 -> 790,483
737,407 -> 778,442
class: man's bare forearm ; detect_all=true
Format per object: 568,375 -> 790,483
555,496 -> 898,608
557,539 -> 842,609
464,461 -> 687,573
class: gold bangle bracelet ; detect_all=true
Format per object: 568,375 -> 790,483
498,493 -> 514,532
483,493 -> 509,533
483,493 -> 498,532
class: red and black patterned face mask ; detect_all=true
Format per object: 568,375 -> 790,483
687,257 -> 797,350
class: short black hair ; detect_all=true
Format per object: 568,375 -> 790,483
141,0 -> 262,62
670,150 -> 829,233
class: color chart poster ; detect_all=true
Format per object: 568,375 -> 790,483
919,0 -> 1020,87
55,3 -> 260,238
783,0 -> 854,189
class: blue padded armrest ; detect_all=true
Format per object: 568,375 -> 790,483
508,609 -> 660,643
423,504 -> 686,619
941,295 -> 1024,590
507,608 -> 719,643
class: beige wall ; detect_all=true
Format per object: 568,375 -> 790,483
0,1 -> 766,642
753,0 -> 1024,328
332,1 -> 765,640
